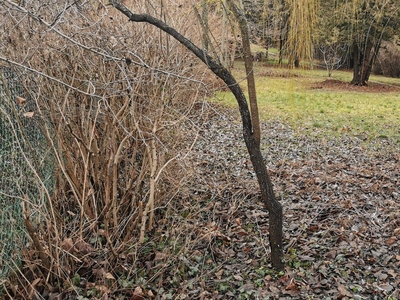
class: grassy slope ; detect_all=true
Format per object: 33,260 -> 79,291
213,62 -> 400,143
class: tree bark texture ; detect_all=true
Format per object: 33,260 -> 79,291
109,0 -> 284,270
351,39 -> 381,86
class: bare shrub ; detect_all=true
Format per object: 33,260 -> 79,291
0,0 -> 227,296
318,43 -> 349,77
373,41 -> 400,78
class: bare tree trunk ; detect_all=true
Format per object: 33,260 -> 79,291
278,0 -> 289,66
351,43 -> 361,85
360,40 -> 373,84
294,55 -> 300,68
352,40 -> 374,86
221,0 -> 228,68
227,0 -> 261,146
201,0 -> 209,52
109,0 -> 284,270
262,0 -> 269,60
365,40 -> 382,83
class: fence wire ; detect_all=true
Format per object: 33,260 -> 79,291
0,67 -> 54,285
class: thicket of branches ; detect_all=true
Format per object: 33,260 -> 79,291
0,0 -> 236,297
373,41 -> 400,78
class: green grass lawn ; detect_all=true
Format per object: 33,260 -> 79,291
213,62 -> 400,143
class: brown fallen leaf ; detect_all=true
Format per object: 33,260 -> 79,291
93,268 -> 106,279
283,287 -> 301,296
243,246 -> 252,253
234,228 -> 248,236
385,236 -> 397,245
215,269 -> 224,280
154,251 -> 167,261
308,225 -> 320,232
338,283 -> 352,299
94,285 -> 111,295
16,96 -> 26,106
23,111 -> 35,118
61,238 -> 75,252
147,290 -> 154,297
378,283 -> 393,292
104,272 -> 115,280
326,249 -> 337,259
75,240 -> 96,254
130,286 -> 145,300
28,278 -> 42,299
264,275 -> 272,281
48,293 -> 62,300
233,274 -> 244,281
269,285 -> 280,294
285,280 -> 299,292
387,269 -> 397,278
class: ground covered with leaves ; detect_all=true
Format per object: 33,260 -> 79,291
106,103 -> 399,300
4,103 -> 399,300
163,103 -> 400,300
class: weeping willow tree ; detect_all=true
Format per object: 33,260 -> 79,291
286,0 -> 318,67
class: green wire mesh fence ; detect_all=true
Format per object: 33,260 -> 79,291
0,66 -> 54,286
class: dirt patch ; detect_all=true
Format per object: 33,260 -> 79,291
312,79 -> 400,93
258,69 -> 301,78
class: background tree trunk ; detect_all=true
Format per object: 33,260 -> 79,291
352,40 -> 375,85
227,0 -> 261,146
351,43 -> 361,85
365,40 -> 382,83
